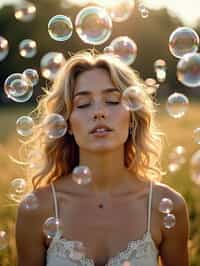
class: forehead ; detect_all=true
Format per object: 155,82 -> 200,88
74,67 -> 115,94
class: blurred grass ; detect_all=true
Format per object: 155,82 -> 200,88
0,103 -> 200,265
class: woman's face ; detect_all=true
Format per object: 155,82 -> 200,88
69,67 -> 130,153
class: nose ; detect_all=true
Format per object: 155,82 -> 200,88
92,104 -> 107,120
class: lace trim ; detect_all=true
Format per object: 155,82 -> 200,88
47,231 -> 158,266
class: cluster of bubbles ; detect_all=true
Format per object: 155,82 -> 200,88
159,198 -> 176,229
168,146 -> 186,173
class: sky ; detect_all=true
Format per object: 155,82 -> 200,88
0,0 -> 199,26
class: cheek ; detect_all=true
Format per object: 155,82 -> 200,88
69,111 -> 86,133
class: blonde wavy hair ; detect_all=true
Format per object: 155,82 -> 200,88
20,50 -> 164,190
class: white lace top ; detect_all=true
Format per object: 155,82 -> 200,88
46,181 -> 158,266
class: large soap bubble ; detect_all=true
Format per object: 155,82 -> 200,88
48,15 -> 73,41
177,53 -> 200,88
75,6 -> 112,45
169,27 -> 199,59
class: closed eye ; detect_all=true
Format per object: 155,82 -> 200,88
106,101 -> 120,105
77,103 -> 90,108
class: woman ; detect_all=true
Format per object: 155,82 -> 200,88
16,51 -> 189,266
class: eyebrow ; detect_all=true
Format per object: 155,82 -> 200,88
73,87 -> 121,98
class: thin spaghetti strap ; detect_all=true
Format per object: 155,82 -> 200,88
147,180 -> 153,233
50,183 -> 59,220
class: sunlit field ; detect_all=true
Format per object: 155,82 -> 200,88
0,103 -> 200,266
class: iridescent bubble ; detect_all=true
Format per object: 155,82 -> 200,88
190,150 -> 200,185
169,27 -> 199,59
154,59 -> 167,83
75,6 -> 112,45
43,217 -> 63,239
14,1 -> 36,22
16,115 -> 34,137
43,113 -> 67,139
144,78 -> 159,95
69,241 -> 86,260
177,53 -> 200,88
22,68 -> 39,86
141,8 -> 149,19
48,15 -> 73,41
109,36 -> 137,65
4,73 -> 33,103
168,146 -> 186,173
0,231 -> 8,250
72,166 -> 92,185
21,192 -> 39,210
122,86 -> 145,111
8,178 -> 28,203
193,128 -> 200,145
0,36 -> 9,62
19,39 -> 37,58
163,213 -> 176,229
159,198 -> 173,214
40,52 -> 66,81
101,0 -> 135,23
166,92 -> 189,119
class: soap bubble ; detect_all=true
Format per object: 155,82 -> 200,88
21,192 -> 39,210
8,178 -> 28,203
0,231 -> 8,250
43,113 -> 67,139
43,217 -> 63,239
40,52 -> 66,81
48,15 -> 73,41
14,1 -> 36,22
16,115 -> 34,137
193,128 -> 200,145
144,78 -> 159,95
22,68 -> 39,86
141,8 -> 149,19
168,146 -> 186,173
159,198 -> 173,214
166,92 -> 189,119
177,53 -> 200,88
190,150 -> 200,185
69,241 -> 86,260
109,36 -> 137,65
72,166 -> 92,185
0,36 -> 9,62
169,27 -> 199,59
4,73 -> 33,103
154,59 -> 167,83
122,86 -> 145,111
75,6 -> 112,45
19,39 -> 37,58
27,150 -> 45,170
163,213 -> 176,229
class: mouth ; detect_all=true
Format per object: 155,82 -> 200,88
90,126 -> 113,134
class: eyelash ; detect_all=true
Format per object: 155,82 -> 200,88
77,101 -> 120,108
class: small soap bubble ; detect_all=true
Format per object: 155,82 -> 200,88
14,1 -> 36,22
16,115 -> 34,137
69,241 -> 86,260
163,213 -> 176,229
19,39 -> 37,58
122,86 -> 144,111
72,166 -> 92,185
0,231 -> 8,250
75,6 -> 112,45
43,113 -> 67,139
154,59 -> 167,83
0,36 -> 9,62
168,146 -> 186,173
40,52 -> 66,81
48,15 -> 73,41
144,78 -> 159,95
21,192 -> 39,210
190,150 -> 200,185
159,198 -> 173,214
43,217 -> 63,239
166,92 -> 189,119
109,36 -> 137,65
138,2 -> 146,12
8,178 -> 28,203
177,53 -> 200,88
141,8 -> 149,19
169,27 -> 199,59
22,68 -> 39,86
193,128 -> 200,145
4,73 -> 33,103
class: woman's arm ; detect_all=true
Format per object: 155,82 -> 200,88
15,192 -> 47,266
159,191 -> 190,266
